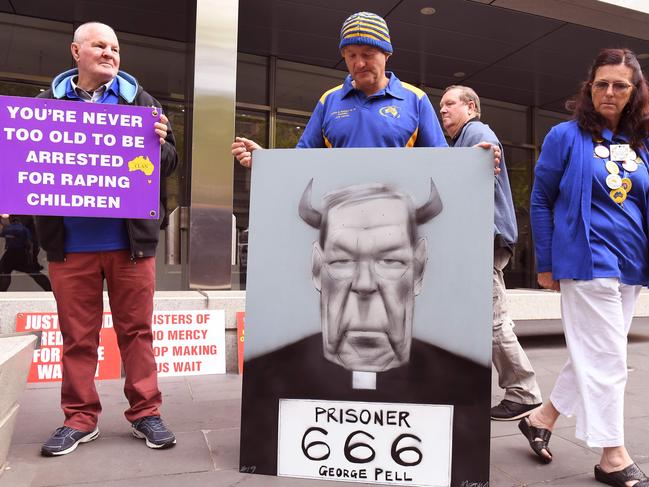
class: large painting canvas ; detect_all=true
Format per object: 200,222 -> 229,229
240,147 -> 494,487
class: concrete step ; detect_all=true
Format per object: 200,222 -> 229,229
0,333 -> 38,471
0,404 -> 18,475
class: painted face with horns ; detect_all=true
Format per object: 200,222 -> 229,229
299,180 -> 443,372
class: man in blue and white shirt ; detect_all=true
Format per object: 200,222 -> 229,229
232,11 -> 499,165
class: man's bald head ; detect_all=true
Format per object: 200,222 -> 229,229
70,22 -> 120,91
73,22 -> 117,44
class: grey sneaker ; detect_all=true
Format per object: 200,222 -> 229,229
132,416 -> 176,449
41,425 -> 99,456
491,400 -> 541,421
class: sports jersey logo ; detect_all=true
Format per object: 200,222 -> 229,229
379,105 -> 400,119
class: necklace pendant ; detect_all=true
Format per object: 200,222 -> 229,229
610,187 -> 627,204
622,159 -> 638,172
621,177 -> 632,192
595,145 -> 610,158
606,173 -> 622,189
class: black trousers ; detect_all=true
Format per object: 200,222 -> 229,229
0,248 -> 51,291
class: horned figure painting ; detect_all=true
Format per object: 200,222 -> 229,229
240,171 -> 491,485
298,178 -> 443,375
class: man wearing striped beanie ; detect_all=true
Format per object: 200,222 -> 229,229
232,11 -> 500,166
336,11 -> 396,98
233,11 -> 447,157
339,11 -> 393,54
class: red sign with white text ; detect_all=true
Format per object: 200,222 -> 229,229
151,310 -> 225,377
15,312 -> 121,383
236,311 -> 245,374
15,310 -> 226,382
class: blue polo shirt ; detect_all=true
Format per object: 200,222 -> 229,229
297,72 -> 447,148
62,77 -> 130,253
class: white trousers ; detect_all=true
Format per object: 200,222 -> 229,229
550,278 -> 640,447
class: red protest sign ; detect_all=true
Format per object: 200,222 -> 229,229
236,311 -> 245,374
15,312 -> 121,383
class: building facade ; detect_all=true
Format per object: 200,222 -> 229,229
2,0 -> 649,292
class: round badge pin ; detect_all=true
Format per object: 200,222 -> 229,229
621,177 -> 633,192
605,160 -> 620,175
628,149 -> 637,161
623,159 -> 638,172
606,174 -> 622,189
595,145 -> 610,158
610,188 -> 627,204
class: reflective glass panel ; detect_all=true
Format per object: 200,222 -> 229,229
276,114 -> 309,148
236,54 -> 269,106
232,109 -> 269,289
502,146 -> 534,288
276,60 -> 346,112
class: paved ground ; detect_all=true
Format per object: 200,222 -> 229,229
1,321 -> 648,487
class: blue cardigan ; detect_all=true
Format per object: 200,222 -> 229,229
531,120 -> 649,282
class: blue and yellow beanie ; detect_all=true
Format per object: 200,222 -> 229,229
339,11 -> 393,54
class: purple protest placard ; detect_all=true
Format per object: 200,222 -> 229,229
0,95 -> 161,219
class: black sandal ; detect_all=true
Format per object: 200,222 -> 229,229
518,417 -> 553,463
594,463 -> 649,486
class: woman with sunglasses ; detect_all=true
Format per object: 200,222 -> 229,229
525,48 -> 649,486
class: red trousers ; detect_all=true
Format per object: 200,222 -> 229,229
49,251 -> 161,430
